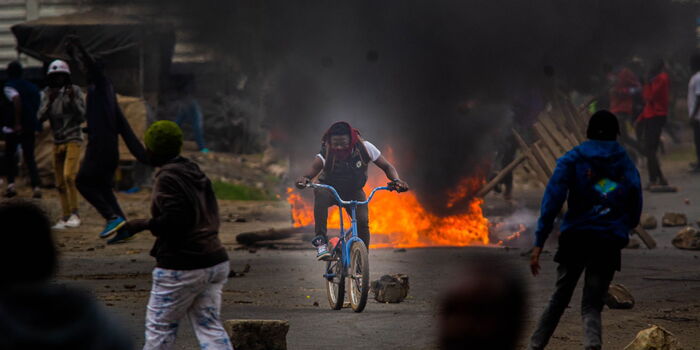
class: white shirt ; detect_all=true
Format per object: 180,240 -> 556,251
4,86 -> 18,101
688,71 -> 700,121
316,140 -> 381,165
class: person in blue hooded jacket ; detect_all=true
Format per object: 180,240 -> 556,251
528,110 -> 642,350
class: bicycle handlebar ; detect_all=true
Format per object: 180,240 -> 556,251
303,183 -> 392,206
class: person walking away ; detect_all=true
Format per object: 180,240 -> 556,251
295,121 -> 408,260
687,53 -> 700,173
3,61 -> 42,198
174,78 -> 208,153
636,59 -> 670,187
38,59 -> 85,229
119,121 -> 232,350
67,36 -> 149,239
528,110 -> 643,350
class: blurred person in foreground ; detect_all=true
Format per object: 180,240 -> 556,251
0,199 -> 132,349
38,59 -> 86,229
528,110 -> 642,350
116,121 -> 232,350
438,257 -> 526,350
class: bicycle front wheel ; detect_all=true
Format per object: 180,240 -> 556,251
349,241 -> 369,312
325,258 -> 345,310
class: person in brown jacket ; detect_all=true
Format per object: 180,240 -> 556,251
119,120 -> 232,350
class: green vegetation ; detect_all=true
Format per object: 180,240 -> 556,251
212,180 -> 275,201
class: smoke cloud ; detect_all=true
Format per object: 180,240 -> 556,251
102,0 -> 696,214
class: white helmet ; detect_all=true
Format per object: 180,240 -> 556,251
47,59 -> 70,75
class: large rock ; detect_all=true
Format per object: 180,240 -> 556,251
604,283 -> 635,309
640,214 -> 658,230
662,213 -> 687,227
371,274 -> 409,303
672,227 -> 700,250
225,320 -> 289,350
624,325 -> 682,350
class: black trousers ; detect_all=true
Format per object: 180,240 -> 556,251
313,187 -> 370,247
636,116 -> 667,184
4,132 -> 41,187
692,120 -> 700,165
76,160 -> 124,221
529,263 -> 615,349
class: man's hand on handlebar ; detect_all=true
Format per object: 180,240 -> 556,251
295,176 -> 311,189
389,179 -> 409,193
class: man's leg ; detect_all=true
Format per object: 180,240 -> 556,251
53,144 -> 70,218
692,120 -> 700,168
192,103 -> 207,151
350,189 -> 370,247
76,169 -> 117,220
529,263 -> 585,349
144,268 -> 203,350
313,187 -> 336,245
581,266 -> 616,349
4,133 -> 19,186
20,132 -> 41,188
186,262 -> 233,350
64,142 -> 82,215
646,116 -> 667,184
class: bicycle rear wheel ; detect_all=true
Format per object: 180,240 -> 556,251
325,258 -> 345,310
349,241 -> 369,312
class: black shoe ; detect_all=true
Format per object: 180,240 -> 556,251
107,229 -> 135,245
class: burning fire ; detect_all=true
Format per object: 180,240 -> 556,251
287,152 -> 492,248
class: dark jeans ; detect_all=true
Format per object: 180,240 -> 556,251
529,263 -> 615,349
636,116 -> 667,184
313,187 -> 370,247
4,132 -> 41,187
76,164 -> 125,221
692,120 -> 700,165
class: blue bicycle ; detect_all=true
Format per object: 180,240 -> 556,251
303,182 -> 399,312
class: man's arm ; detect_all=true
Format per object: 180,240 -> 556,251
38,91 -> 51,123
115,104 -> 150,165
530,157 -> 569,276
295,157 -> 324,188
374,155 -> 409,190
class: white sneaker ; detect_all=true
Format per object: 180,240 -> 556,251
65,214 -> 81,228
52,220 -> 67,230
316,244 -> 331,261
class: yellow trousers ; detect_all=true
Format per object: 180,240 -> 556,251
54,142 -> 82,217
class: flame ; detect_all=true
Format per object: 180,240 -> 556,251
287,150 -> 491,248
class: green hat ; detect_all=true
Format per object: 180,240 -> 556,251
144,120 -> 183,158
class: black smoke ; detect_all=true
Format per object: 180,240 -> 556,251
102,0 -> 696,214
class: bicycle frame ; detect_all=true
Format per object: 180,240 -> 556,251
309,183 -> 390,276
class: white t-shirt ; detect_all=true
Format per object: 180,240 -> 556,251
316,140 -> 381,165
688,71 -> 700,121
4,86 -> 19,101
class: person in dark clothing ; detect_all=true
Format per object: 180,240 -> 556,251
118,120 -> 231,350
636,59 -> 670,187
528,110 -> 643,350
0,199 -> 133,350
66,35 -> 149,239
295,121 -> 409,260
687,53 -> 700,173
3,61 -> 42,198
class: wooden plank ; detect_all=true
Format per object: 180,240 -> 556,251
540,115 -> 575,150
512,128 -> 551,185
534,122 -> 564,159
545,110 -> 579,148
533,140 -> 556,173
632,225 -> 657,249
476,154 -> 527,198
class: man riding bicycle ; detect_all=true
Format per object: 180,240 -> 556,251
296,121 -> 409,260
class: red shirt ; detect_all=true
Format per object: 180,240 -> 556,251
637,71 -> 669,121
610,68 -> 640,115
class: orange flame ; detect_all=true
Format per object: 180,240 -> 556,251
287,150 -> 491,248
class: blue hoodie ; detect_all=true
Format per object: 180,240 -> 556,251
535,140 -> 642,249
